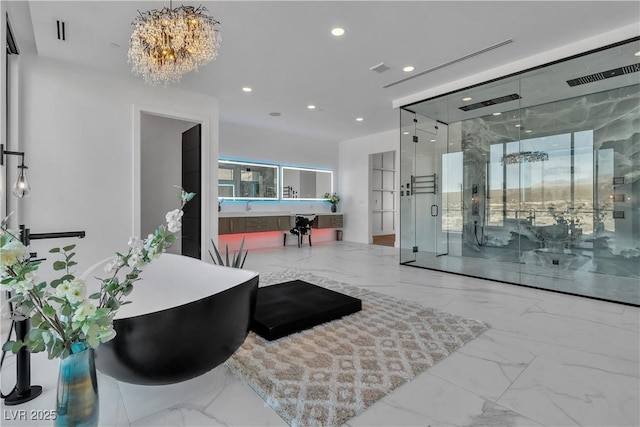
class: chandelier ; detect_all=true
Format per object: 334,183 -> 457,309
128,4 -> 220,86
500,151 -> 549,165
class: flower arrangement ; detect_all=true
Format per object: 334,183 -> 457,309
1,188 -> 195,359
323,192 -> 340,205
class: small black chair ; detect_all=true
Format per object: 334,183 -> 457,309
289,215 -> 314,247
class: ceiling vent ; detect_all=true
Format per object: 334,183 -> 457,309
458,93 -> 521,112
56,20 -> 66,41
566,64 -> 640,87
369,62 -> 390,73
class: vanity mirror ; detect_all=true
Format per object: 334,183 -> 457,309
218,160 -> 279,200
281,166 -> 333,200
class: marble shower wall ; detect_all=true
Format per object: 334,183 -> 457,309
447,84 -> 639,303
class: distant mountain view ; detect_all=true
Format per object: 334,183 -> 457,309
440,173 -> 615,233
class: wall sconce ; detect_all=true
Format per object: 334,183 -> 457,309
1,144 -> 31,198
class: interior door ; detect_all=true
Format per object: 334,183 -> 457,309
181,124 -> 201,259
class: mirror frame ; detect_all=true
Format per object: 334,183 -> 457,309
218,159 -> 280,200
281,166 -> 334,201
218,159 -> 334,201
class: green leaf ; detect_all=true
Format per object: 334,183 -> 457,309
49,247 -> 61,253
11,340 -> 24,353
31,313 -> 46,328
210,239 -> 224,265
106,297 -> 120,310
50,278 -> 62,288
65,252 -> 76,261
96,316 -> 111,327
53,261 -> 66,271
164,235 -> 176,244
43,305 -> 56,317
89,292 -> 101,299
67,261 -> 78,268
62,244 -> 76,252
61,304 -> 72,316
6,294 -> 26,304
2,340 -> 17,352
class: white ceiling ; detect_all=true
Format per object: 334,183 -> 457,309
8,1 -> 640,142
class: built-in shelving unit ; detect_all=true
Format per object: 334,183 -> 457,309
370,151 -> 396,244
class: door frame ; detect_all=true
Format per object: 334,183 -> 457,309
133,105 -> 212,260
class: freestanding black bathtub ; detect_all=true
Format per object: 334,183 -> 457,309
89,254 -> 258,385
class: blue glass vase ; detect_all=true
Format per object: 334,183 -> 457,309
55,343 -> 99,427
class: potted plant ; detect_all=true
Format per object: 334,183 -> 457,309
1,188 -> 194,427
323,192 -> 340,213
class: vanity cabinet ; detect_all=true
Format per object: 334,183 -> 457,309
219,215 -> 291,235
273,216 -> 292,231
219,217 -> 246,234
315,214 -> 343,229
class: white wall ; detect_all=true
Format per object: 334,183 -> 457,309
220,121 -> 338,170
339,129 -> 399,245
141,113 -> 197,255
14,54 -> 218,276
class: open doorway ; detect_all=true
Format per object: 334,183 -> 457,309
140,113 -> 200,257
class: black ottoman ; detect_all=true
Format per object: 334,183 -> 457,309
250,280 -> 362,341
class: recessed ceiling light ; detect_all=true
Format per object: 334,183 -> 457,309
462,97 -> 472,102
403,66 -> 414,73
635,51 -> 640,57
525,129 -> 532,133
403,131 -> 409,135
269,112 -> 281,117
307,105 -> 316,110
493,112 -> 502,116
430,139 -> 436,142
356,117 -> 363,122
515,124 -> 521,128
242,87 -> 252,92
331,27 -> 345,37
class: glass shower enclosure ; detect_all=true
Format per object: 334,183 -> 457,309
400,38 -> 640,305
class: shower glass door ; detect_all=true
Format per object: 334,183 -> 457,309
400,110 -> 448,265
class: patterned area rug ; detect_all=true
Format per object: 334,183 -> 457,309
225,269 -> 489,427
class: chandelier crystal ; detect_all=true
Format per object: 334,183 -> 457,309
128,4 -> 220,86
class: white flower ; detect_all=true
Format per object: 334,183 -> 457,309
165,209 -> 183,224
56,280 -> 72,298
1,240 -> 29,267
58,278 -> 86,304
12,279 -> 34,295
128,252 -> 144,267
166,209 -> 183,233
128,236 -> 144,250
72,300 -> 97,322
167,221 -> 181,233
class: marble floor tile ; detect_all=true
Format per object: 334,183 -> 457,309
427,333 -> 536,401
497,356 -> 640,427
1,241 -> 638,427
346,372 -> 543,427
